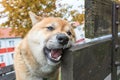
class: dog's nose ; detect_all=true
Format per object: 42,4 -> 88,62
56,33 -> 69,45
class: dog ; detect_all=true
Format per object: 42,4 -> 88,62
14,11 -> 75,80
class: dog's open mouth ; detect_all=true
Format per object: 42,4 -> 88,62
44,47 -> 63,63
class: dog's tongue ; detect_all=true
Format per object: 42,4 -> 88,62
51,49 -> 62,59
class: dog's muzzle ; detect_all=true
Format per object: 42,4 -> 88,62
44,33 -> 69,63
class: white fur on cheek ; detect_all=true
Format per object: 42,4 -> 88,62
28,31 -> 45,45
27,31 -> 47,65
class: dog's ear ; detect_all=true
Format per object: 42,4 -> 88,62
29,11 -> 42,26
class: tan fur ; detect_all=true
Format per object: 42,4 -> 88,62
14,12 -> 75,80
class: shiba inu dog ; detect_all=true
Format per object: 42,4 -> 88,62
14,11 -> 75,80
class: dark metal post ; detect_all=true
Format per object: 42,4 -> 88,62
111,2 -> 119,80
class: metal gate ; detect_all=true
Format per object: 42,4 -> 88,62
111,2 -> 120,80
61,1 -> 120,80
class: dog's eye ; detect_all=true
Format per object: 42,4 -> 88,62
67,31 -> 72,36
47,26 -> 54,31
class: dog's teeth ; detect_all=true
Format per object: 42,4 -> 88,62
52,56 -> 61,61
49,52 -> 52,57
55,56 -> 61,61
49,52 -> 61,61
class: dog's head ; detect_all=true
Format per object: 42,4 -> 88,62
28,12 -> 75,65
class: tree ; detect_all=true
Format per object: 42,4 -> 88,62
0,0 -> 59,37
56,0 -> 85,24
0,0 -> 84,37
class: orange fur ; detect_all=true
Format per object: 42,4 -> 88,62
14,12 -> 75,80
